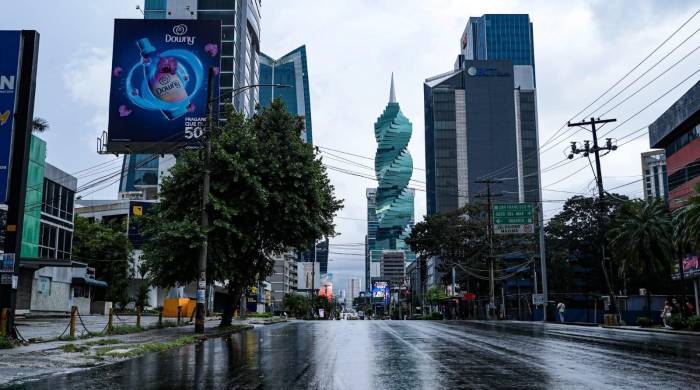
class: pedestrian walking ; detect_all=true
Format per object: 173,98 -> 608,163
672,298 -> 681,315
661,301 -> 673,328
557,302 -> 566,323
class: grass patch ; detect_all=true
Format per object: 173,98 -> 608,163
108,324 -> 143,335
60,343 -> 89,353
96,335 -> 200,358
0,335 -> 14,349
84,338 -> 121,346
144,320 -> 180,330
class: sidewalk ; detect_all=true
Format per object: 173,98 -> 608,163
0,317 -> 280,386
601,325 -> 700,336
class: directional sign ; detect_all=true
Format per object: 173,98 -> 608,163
493,203 -> 534,235
532,293 -> 545,305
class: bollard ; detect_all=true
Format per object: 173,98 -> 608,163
70,306 -> 77,338
107,308 -> 114,333
158,308 -> 163,328
136,306 -> 142,329
0,308 -> 8,337
177,306 -> 182,325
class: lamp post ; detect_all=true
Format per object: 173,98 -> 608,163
194,68 -> 290,333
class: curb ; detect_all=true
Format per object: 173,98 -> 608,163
600,325 -> 700,336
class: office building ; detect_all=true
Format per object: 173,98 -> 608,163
641,150 -> 668,201
425,14 -> 541,215
268,252 -> 297,311
380,251 -> 406,284
346,277 -> 361,308
259,45 -> 313,144
366,76 -> 416,286
649,81 -> 700,209
122,0 -> 262,199
0,135 -> 108,314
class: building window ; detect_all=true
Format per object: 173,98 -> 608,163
37,276 -> 51,295
73,285 -> 90,298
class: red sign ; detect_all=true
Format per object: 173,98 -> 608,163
463,293 -> 476,301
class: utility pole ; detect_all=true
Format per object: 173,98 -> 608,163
194,67 -> 216,333
567,117 -> 618,314
475,179 -> 502,320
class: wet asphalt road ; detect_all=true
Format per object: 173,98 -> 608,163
7,320 -> 700,389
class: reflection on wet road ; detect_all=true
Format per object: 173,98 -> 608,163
10,320 -> 700,389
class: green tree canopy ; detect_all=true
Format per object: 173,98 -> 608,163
609,198 -> 673,318
141,99 -> 342,326
545,194 -> 627,294
72,216 -> 131,305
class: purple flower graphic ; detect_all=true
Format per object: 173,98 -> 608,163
157,57 -> 178,75
131,88 -> 139,96
118,105 -> 132,117
212,67 -> 220,75
204,43 -> 218,57
112,66 -> 122,77
187,103 -> 196,112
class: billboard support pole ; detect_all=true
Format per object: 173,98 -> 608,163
194,67 -> 215,334
1,31 -> 39,338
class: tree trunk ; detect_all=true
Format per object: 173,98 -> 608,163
219,283 -> 242,328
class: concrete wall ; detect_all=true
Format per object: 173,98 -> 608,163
30,267 -> 72,313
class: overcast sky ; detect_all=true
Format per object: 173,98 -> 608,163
5,0 -> 699,293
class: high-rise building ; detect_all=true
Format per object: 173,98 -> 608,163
366,75 -> 415,286
424,14 -> 541,214
259,46 -> 313,144
121,0 -> 262,199
346,277 -> 361,308
380,251 -> 406,283
641,150 -> 668,201
649,81 -> 700,209
315,239 -> 329,276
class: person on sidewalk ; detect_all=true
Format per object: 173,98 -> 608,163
661,301 -> 673,328
557,302 -> 566,323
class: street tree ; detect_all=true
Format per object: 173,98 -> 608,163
545,194 -> 627,295
407,204 -> 535,299
141,100 -> 342,327
281,293 -> 310,318
72,216 -> 131,306
609,198 -> 673,319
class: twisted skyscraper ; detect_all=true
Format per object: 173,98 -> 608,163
366,74 -> 415,287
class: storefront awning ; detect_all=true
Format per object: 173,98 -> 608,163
72,277 -> 108,288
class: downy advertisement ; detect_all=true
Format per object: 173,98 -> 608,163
107,19 -> 221,153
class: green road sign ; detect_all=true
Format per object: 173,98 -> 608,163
492,203 -> 534,234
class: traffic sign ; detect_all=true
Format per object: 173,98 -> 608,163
493,203 -> 534,235
532,293 -> 545,305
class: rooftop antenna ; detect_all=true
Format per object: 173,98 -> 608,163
135,5 -> 144,15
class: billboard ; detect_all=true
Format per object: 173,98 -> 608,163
372,281 -> 390,304
297,262 -> 321,290
107,19 -> 221,153
0,31 -> 21,203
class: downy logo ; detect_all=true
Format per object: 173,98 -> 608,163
165,24 -> 195,45
172,24 -> 187,36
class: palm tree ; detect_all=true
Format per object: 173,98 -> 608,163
32,117 -> 49,132
609,198 -> 673,319
680,183 -> 700,240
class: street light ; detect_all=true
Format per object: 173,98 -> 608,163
194,68 -> 291,333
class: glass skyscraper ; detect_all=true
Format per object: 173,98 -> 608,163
461,14 -> 535,69
425,14 -> 541,215
121,0 -> 262,198
366,76 -> 415,285
259,46 -> 313,144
